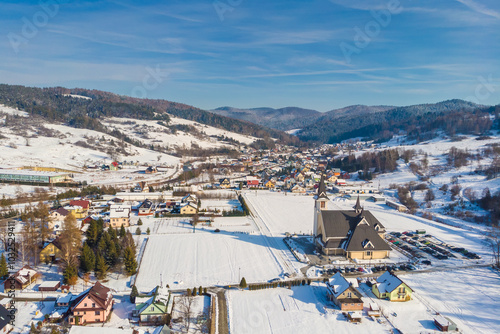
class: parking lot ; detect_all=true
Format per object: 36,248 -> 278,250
386,230 -> 481,264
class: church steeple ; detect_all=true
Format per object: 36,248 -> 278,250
315,173 -> 329,201
354,195 -> 362,213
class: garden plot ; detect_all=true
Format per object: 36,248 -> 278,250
401,267 -> 500,334
135,232 -> 283,290
244,192 -> 314,235
228,285 -> 389,334
199,198 -> 242,213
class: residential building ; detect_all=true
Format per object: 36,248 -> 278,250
68,282 -> 114,325
3,265 -> 41,290
372,271 -> 413,302
109,204 -> 131,228
40,238 -> 62,263
326,272 -> 363,311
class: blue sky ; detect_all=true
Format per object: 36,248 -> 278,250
1,0 -> 499,111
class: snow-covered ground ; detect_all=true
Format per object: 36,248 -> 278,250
135,231 -> 283,290
402,267 -> 500,334
228,284 -> 390,334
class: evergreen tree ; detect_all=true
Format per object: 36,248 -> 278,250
193,287 -> 197,296
119,224 -> 126,238
130,285 -> 139,303
95,253 -> 108,280
146,227 -> 150,235
80,243 -> 95,273
239,277 -> 247,289
137,218 -> 143,225
123,246 -> 137,276
0,254 -> 8,278
105,241 -> 118,267
63,265 -> 78,285
135,227 -> 141,235
86,219 -> 99,247
199,286 -> 203,295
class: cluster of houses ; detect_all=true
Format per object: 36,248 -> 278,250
2,265 -> 173,328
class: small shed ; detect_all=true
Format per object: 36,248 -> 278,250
346,311 -> 362,323
434,314 -> 458,332
368,303 -> 381,317
38,281 -> 61,292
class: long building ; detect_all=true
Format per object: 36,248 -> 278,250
0,169 -> 72,184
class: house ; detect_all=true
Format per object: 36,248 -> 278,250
331,168 -> 341,176
138,199 -> 154,216
181,194 -> 197,205
326,272 -> 363,311
40,238 -> 62,263
180,202 -> 197,215
134,287 -> 171,325
219,178 -> 231,189
145,166 -> 158,174
65,206 -> 87,219
313,176 -> 391,259
372,271 -> 413,302
434,314 -> 458,332
3,265 -> 41,290
264,180 -> 275,189
246,176 -> 260,188
327,175 -> 338,183
0,305 -> 13,333
294,173 -> 305,182
49,207 -> 70,223
38,281 -> 61,292
291,184 -> 306,193
134,181 -> 149,193
109,204 -> 131,228
68,282 -> 114,325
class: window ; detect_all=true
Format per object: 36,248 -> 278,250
320,202 -> 325,209
366,251 -> 372,256
92,303 -> 95,308
95,319 -> 100,322
95,311 -> 100,315
347,292 -> 352,298
84,311 -> 86,315
84,303 -> 87,307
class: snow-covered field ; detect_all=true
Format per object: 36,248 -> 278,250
402,267 -> 500,334
228,284 -> 390,334
135,231 -> 283,290
244,192 -> 314,235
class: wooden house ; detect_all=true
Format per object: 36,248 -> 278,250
326,272 -> 363,311
264,180 -> 275,189
3,265 -> 41,290
68,282 -> 113,325
372,271 -> 413,302
434,314 -> 458,332
38,281 -> 61,292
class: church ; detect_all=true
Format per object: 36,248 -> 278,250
313,175 -> 391,260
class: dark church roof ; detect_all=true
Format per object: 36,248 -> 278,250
315,174 -> 329,200
320,209 -> 390,252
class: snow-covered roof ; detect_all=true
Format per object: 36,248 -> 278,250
375,271 -> 406,294
69,326 -> 134,334
38,281 -> 60,288
327,272 -> 350,298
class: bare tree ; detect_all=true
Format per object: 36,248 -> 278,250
484,226 -> 500,268
178,295 -> 195,333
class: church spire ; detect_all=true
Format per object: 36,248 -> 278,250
354,195 -> 362,213
316,173 -> 329,200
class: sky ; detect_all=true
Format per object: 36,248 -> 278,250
0,0 -> 499,112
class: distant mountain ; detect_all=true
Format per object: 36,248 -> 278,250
297,99 -> 495,143
210,106 -> 322,131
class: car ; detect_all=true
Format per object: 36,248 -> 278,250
421,260 -> 432,265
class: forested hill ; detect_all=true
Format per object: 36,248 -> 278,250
210,106 -> 322,131
297,99 -> 500,143
0,84 -> 301,147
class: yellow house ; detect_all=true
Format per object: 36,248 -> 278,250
65,206 -> 87,219
40,239 -> 62,263
327,175 -> 338,183
180,203 -> 197,215
265,180 -> 275,189
372,271 -> 413,302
